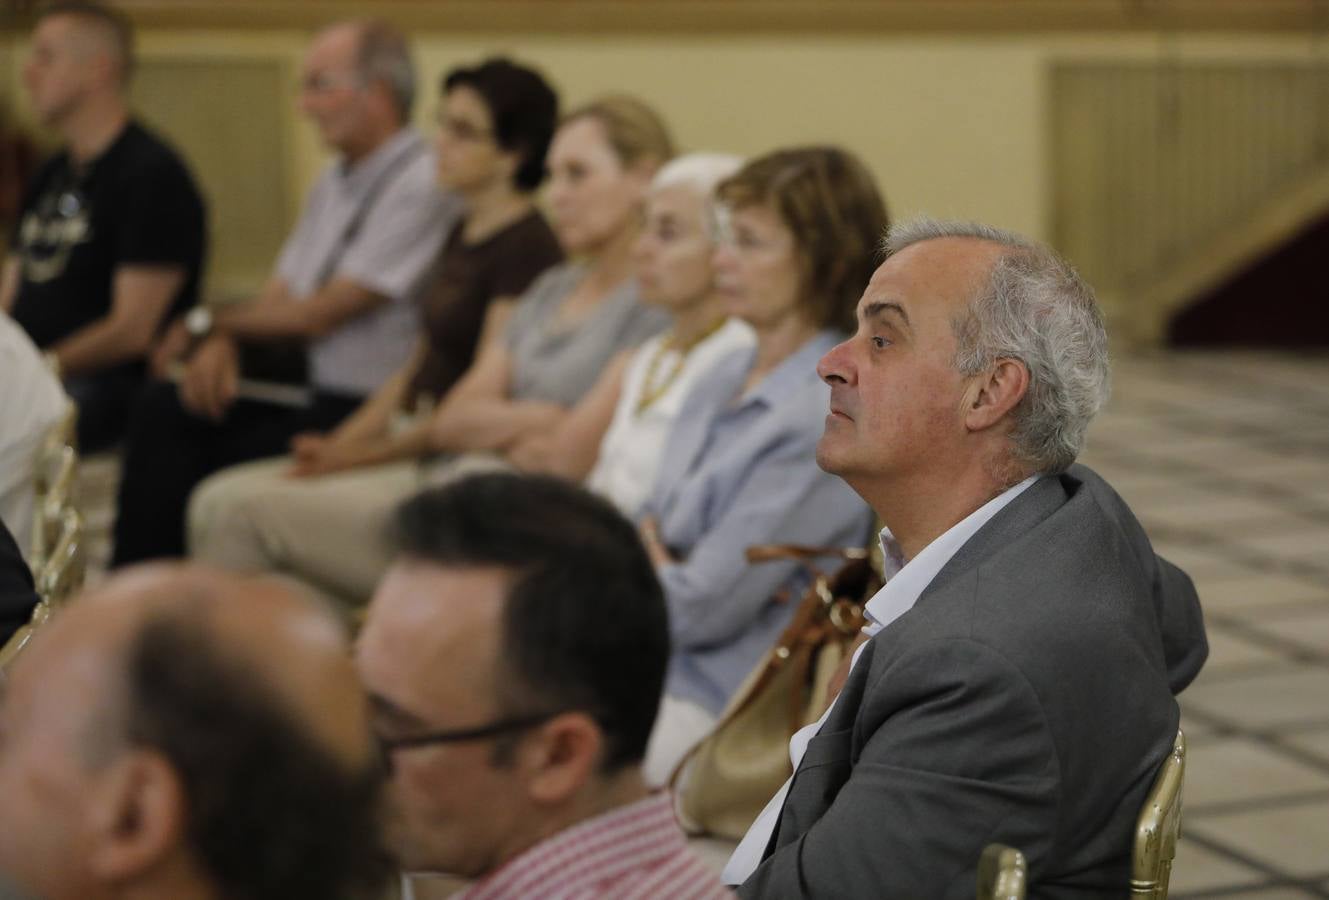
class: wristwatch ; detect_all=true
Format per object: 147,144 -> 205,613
184,305 -> 214,340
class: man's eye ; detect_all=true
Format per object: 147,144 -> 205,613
871,336 -> 890,350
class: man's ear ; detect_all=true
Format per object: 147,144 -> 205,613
523,713 -> 603,806
86,751 -> 188,883
963,357 -> 1029,432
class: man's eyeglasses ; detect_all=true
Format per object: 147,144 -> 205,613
375,710 -> 565,771
300,71 -> 365,95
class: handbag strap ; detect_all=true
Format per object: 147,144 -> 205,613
745,544 -> 870,565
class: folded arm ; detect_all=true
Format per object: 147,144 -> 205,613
509,350 -> 630,478
426,303 -> 566,455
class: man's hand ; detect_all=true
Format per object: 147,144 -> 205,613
180,333 -> 240,421
151,317 -> 193,378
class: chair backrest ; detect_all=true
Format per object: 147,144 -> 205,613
36,507 -> 84,607
977,843 -> 1028,900
1131,729 -> 1186,898
29,403 -> 79,570
0,598 -> 54,674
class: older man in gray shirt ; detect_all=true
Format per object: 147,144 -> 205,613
112,19 -> 458,564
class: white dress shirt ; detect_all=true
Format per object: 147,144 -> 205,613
723,475 -> 1039,885
0,312 -> 68,558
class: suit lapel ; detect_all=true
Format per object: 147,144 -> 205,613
764,639 -> 879,857
924,472 -> 1074,600
760,474 -> 1077,862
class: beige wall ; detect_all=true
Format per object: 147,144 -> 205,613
4,26 -> 1319,306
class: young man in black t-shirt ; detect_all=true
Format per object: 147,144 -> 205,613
0,2 -> 206,452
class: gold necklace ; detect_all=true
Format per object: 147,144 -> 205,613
635,318 -> 728,416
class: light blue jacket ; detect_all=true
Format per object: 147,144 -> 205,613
644,330 -> 875,715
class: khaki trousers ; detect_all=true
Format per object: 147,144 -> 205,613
189,454 -> 509,608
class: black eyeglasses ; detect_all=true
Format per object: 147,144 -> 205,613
375,710 -> 565,763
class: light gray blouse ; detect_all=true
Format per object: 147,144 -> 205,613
505,262 -> 668,407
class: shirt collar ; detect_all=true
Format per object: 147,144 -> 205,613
864,475 -> 1040,634
739,328 -> 842,411
457,792 -> 685,900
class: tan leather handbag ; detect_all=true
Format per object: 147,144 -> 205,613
671,545 -> 882,839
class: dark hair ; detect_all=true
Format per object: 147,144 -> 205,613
444,58 -> 559,192
391,473 -> 670,773
123,612 -> 391,900
36,0 -> 134,82
718,146 -> 890,332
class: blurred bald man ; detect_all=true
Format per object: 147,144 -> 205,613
0,565 -> 391,900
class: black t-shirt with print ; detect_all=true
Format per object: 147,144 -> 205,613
9,119 -> 207,363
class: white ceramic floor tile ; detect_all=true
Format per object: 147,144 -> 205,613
1244,612 -> 1329,658
1200,630 -> 1293,675
1181,668 -> 1329,730
1278,729 -> 1329,767
1184,736 -> 1329,809
1186,801 -> 1329,877
1167,837 -> 1270,894
1193,574 -> 1328,613
1237,530 -> 1329,566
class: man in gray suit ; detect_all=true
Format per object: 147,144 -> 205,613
726,218 -> 1207,898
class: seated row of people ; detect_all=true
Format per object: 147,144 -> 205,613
1,6 -> 1210,897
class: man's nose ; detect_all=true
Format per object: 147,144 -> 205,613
817,340 -> 853,385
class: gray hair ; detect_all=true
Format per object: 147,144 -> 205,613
353,20 -> 416,123
652,152 -> 744,199
651,153 -> 744,239
885,217 -> 1110,475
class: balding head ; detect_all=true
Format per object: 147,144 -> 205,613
35,2 -> 133,84
0,565 -> 390,900
24,2 -> 133,130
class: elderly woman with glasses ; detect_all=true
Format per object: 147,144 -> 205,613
636,146 -> 888,785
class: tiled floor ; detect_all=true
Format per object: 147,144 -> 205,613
1077,350 -> 1329,898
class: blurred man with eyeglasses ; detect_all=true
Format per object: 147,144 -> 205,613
357,473 -> 732,899
1,1 -> 205,453
111,18 -> 459,566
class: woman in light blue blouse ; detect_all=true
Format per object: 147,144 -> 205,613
638,147 -> 890,784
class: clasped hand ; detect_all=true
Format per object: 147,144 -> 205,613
179,333 -> 240,421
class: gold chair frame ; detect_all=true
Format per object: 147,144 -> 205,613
977,843 -> 1028,900
3,404 -> 84,674
1131,730 -> 1186,898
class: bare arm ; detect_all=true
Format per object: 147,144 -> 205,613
0,260 -> 17,312
214,275 -> 388,341
509,350 -> 630,479
426,303 -> 564,455
321,340 -> 426,445
51,264 -> 184,376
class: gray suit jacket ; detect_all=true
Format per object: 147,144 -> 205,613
737,465 -> 1207,899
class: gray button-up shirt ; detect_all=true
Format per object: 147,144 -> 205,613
644,329 -> 875,715
274,128 -> 459,395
